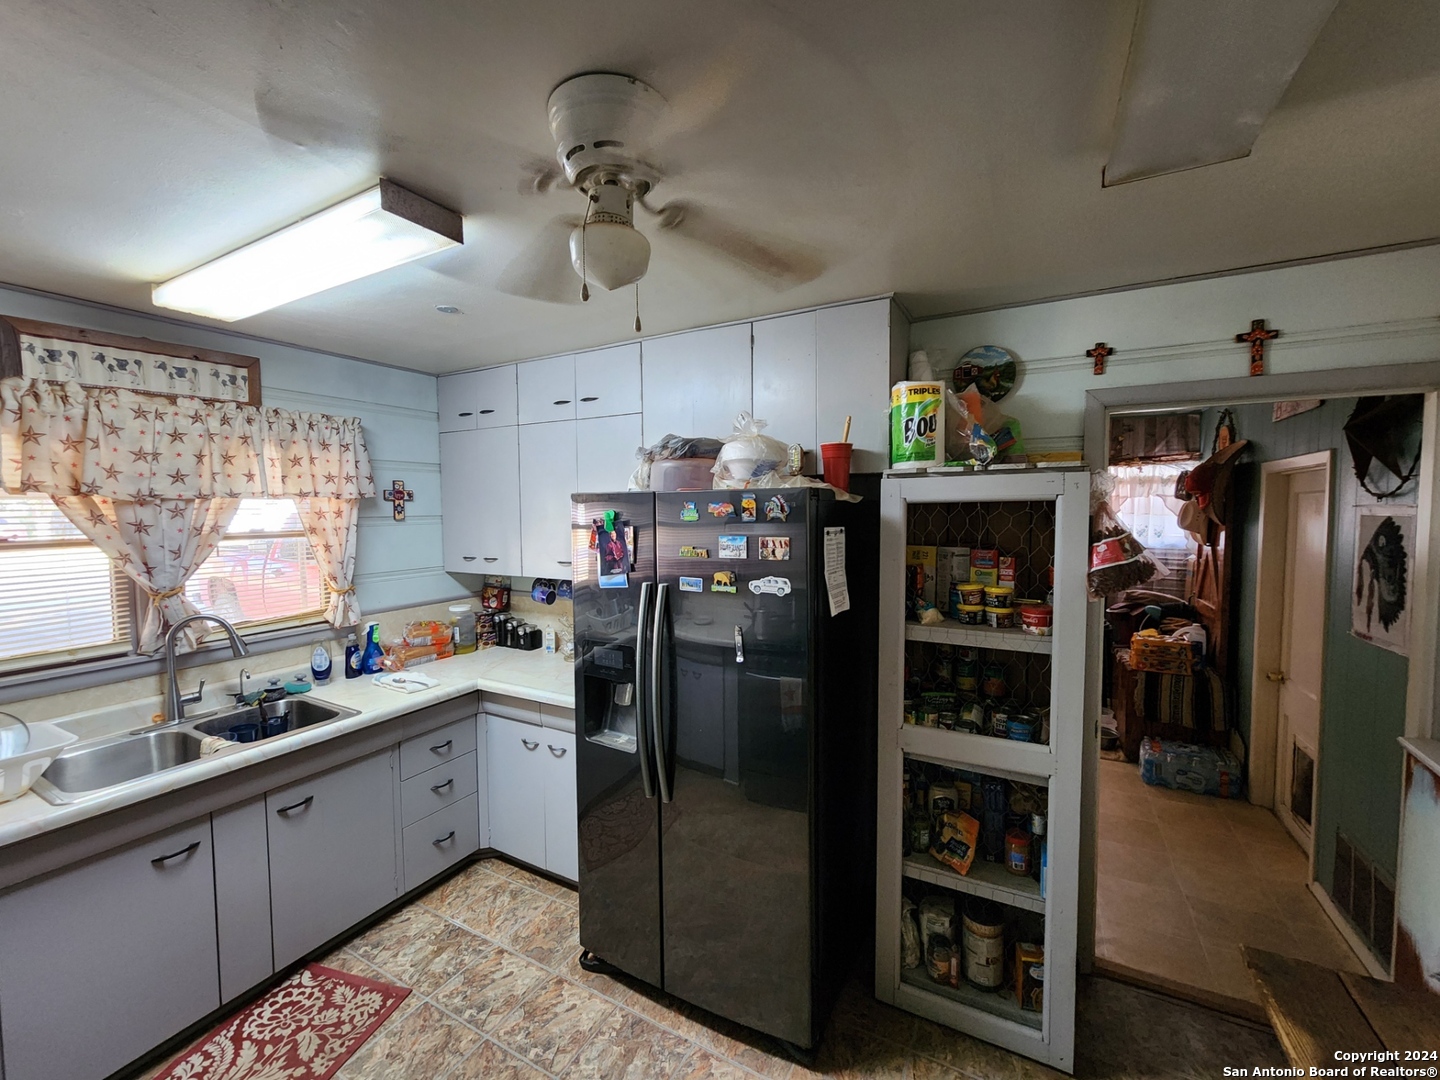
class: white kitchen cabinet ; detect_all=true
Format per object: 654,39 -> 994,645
267,750 -> 399,968
575,342 -> 643,418
487,714 -> 548,869
518,354 -> 577,425
519,419 -> 579,577
577,412 -> 643,493
641,323 -> 752,447
0,818 -> 219,1080
752,310 -> 819,471
438,365 -> 519,432
441,426 -> 523,575
816,298 -> 908,473
542,729 -> 578,880
212,796 -> 274,1003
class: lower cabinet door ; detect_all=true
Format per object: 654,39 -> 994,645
543,729 -> 579,881
486,714 -> 547,867
268,750 -> 399,968
403,793 -> 482,890
0,818 -> 219,1080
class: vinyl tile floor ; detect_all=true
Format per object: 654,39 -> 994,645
1096,756 -> 1366,1008
137,853 -> 1287,1079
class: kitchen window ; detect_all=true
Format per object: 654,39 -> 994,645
0,493 -> 134,670
185,499 -> 329,630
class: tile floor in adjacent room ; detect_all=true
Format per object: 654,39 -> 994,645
1096,756 -> 1365,1008
138,853 -> 1287,1080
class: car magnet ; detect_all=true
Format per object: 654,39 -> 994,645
764,495 -> 789,522
740,496 -> 757,522
708,501 -> 735,519
679,576 -> 704,593
679,546 -> 709,558
680,501 -> 699,522
759,536 -> 791,561
711,571 -> 738,594
749,575 -> 793,597
718,535 -> 748,559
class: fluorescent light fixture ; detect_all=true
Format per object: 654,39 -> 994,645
1104,0 -> 1338,186
153,179 -> 463,321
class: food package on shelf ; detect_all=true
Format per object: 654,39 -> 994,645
1139,738 -> 1244,799
1015,943 -> 1045,1011
929,811 -> 981,875
901,897 -> 922,970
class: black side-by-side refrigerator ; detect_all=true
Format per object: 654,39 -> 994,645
571,487 -> 878,1048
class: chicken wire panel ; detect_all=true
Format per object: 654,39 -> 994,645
905,639 -> 1053,734
906,501 -> 1056,601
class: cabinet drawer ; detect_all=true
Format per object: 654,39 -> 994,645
400,716 -> 477,779
400,751 -> 479,827
403,793 -> 481,890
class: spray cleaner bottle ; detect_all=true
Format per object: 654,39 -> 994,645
359,622 -> 386,675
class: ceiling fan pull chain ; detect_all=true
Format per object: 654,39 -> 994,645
580,190 -> 596,302
634,282 -> 642,333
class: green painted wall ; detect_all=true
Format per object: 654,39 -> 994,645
1217,399 -> 1415,887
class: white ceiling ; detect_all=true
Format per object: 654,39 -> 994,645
1,0 -> 1438,374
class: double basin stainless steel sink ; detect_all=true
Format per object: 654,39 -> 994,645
31,697 -> 358,805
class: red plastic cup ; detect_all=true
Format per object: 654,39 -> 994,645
820,442 -> 853,491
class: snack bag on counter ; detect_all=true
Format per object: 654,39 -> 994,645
381,640 -> 454,672
929,810 -> 981,875
403,620 -> 452,647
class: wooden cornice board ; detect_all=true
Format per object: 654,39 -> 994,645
1242,947 -> 1383,1066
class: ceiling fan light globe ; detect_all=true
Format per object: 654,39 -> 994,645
568,222 -> 650,290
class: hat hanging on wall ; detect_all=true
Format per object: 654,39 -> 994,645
1344,395 -> 1423,499
1179,438 -> 1249,544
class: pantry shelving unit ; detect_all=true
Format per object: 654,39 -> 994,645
876,468 -> 1088,1074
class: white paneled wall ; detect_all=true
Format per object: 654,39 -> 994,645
0,284 -> 467,619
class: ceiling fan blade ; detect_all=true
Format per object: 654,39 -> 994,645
640,38 -> 758,154
495,216 -> 585,305
652,202 -> 824,288
517,155 -> 564,197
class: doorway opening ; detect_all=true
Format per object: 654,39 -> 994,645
1092,402 -> 1372,1016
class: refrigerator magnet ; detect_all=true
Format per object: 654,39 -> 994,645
679,576 -> 704,593
718,535 -> 748,559
759,536 -> 791,561
679,545 -> 709,558
764,495 -> 789,521
740,495 -> 757,522
711,571 -> 738,593
708,501 -> 735,519
749,575 -> 793,597
680,501 -> 699,522
595,520 -> 630,589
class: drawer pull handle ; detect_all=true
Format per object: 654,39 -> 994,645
430,739 -> 453,754
458,411 -> 474,417
556,560 -> 572,566
483,557 -> 499,562
462,556 -> 477,562
276,796 -> 314,815
433,830 -> 456,846
151,840 -> 201,866
479,408 -> 495,414
547,744 -> 567,758
580,396 -> 599,402
553,399 -> 572,406
521,738 -> 539,751
431,778 -> 455,793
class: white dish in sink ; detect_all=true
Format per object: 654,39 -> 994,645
0,721 -> 79,803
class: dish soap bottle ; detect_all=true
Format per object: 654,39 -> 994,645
344,633 -> 362,680
359,622 -> 386,675
311,642 -> 333,684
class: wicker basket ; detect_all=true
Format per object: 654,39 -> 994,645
1128,634 -> 1197,676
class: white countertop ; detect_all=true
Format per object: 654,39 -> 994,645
0,647 -> 575,850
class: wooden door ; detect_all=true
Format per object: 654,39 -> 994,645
1190,530 -> 1229,678
268,751 -> 399,968
0,818 -> 219,1080
487,715 -> 548,867
1275,468 -> 1329,850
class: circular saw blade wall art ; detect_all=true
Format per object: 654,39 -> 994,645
1352,506 -> 1415,656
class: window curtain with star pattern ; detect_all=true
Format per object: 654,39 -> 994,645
1,379 -> 375,652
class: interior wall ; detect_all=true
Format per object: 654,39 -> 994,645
0,283 -> 465,619
1215,399 -> 1415,894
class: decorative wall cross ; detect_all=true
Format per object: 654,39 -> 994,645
382,480 -> 415,521
1236,319 -> 1280,377
1086,342 -> 1114,376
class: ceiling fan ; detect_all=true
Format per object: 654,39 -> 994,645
497,72 -> 823,313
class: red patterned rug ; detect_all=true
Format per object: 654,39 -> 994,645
152,963 -> 410,1080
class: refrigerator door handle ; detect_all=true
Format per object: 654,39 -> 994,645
635,580 -> 656,800
651,582 -> 674,804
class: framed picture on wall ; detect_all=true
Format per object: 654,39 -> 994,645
1351,505 -> 1416,656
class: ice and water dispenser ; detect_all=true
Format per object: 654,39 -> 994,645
582,642 -> 639,752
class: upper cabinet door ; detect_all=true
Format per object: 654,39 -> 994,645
518,420 -> 579,577
575,343 -> 642,419
518,354 -> 577,425
641,324 -> 752,447
439,366 -> 518,432
576,413 -> 644,493
752,311 -> 818,473
817,299 -> 906,474
441,427 -> 522,575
